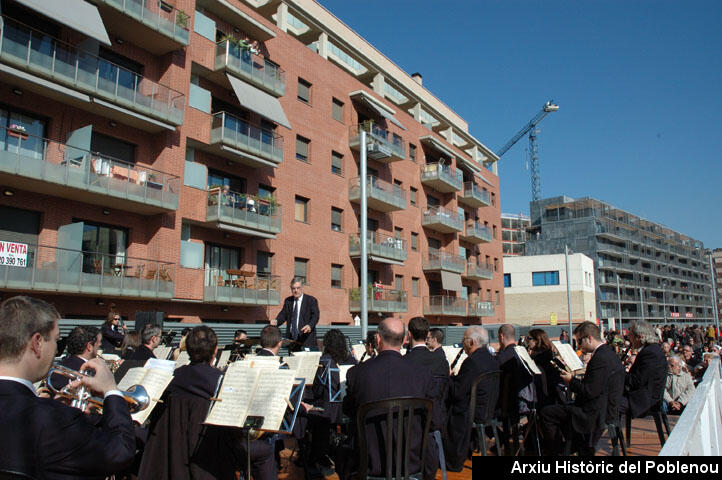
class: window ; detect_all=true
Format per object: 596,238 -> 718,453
410,187 -> 417,206
532,271 -> 560,286
495,291 -> 500,305
207,169 -> 246,192
367,218 -> 379,232
491,192 -> 496,206
297,78 -> 311,103
411,232 -> 418,251
294,258 -> 308,284
331,151 -> 343,176
204,243 -> 241,286
332,97 -> 344,122
0,107 -> 46,160
504,273 -> 511,287
412,277 -> 419,297
394,227 -> 403,239
295,196 -> 309,222
76,221 -> 128,274
296,135 -> 310,162
90,133 -> 136,164
258,184 -> 275,200
409,143 -> 416,162
494,258 -> 498,272
331,264 -> 343,288
395,275 -> 403,290
331,207 -> 343,232
257,251 -> 273,275
427,195 -> 440,208
493,225 -> 497,239
428,237 -> 441,250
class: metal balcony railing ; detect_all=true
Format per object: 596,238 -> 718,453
210,111 -> 284,164
349,231 -> 407,263
0,243 -> 174,298
466,262 -> 493,280
0,16 -> 185,125
462,221 -> 492,242
420,163 -> 463,191
206,188 -> 281,234
96,0 -> 190,45
422,206 -> 464,232
460,181 -> 491,206
423,249 -> 466,274
0,126 -> 179,211
468,300 -> 495,317
423,295 -> 467,316
348,123 -> 405,160
348,287 -> 408,312
203,269 -> 281,305
215,38 -> 285,96
349,176 -> 406,211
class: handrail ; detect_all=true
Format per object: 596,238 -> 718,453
349,123 -> 405,158
96,0 -> 190,43
350,176 -> 406,203
211,111 -> 284,162
215,38 -> 285,95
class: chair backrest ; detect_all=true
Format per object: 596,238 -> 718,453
0,471 -> 36,480
605,366 -> 625,425
356,397 -> 433,480
469,370 -> 501,424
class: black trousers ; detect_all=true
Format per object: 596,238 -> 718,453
540,404 -> 573,455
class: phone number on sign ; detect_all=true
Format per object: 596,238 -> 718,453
0,256 -> 26,267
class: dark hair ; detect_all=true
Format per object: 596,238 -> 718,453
120,331 -> 140,358
260,325 -> 282,348
234,329 -> 247,338
429,328 -> 444,345
574,321 -> 601,341
408,316 -> 429,341
186,326 -> 218,364
181,327 -> 191,337
378,318 -> 405,347
0,296 -> 59,361
66,326 -> 100,356
365,330 -> 378,349
105,310 -> 120,326
527,328 -> 553,353
323,329 -> 350,364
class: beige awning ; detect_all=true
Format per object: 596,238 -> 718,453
16,0 -> 111,46
420,135 -> 456,159
441,271 -> 463,292
227,74 -> 291,129
350,90 -> 406,130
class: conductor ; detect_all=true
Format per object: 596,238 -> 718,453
272,277 -> 319,351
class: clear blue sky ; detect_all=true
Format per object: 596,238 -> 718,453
318,0 -> 722,248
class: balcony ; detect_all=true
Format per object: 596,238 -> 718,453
94,0 -> 190,54
459,221 -> 492,244
458,182 -> 491,208
348,123 -> 405,162
204,188 -> 281,238
349,232 -> 407,265
204,270 -> 281,305
0,17 -> 185,131
209,112 -> 284,167
465,262 -> 494,281
0,244 -> 174,299
349,287 -> 408,313
0,127 -> 179,214
420,163 -> 462,193
349,176 -> 406,213
423,250 -> 465,274
423,296 -> 467,317
422,206 -> 463,233
468,300 -> 495,317
215,39 -> 285,97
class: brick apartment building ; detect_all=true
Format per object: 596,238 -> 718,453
0,0 -> 504,327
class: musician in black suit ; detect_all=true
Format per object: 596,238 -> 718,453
343,317 -> 438,479
50,325 -> 102,391
126,324 -> 161,362
0,296 -> 135,479
272,277 -> 319,351
257,325 -> 282,357
622,320 -> 668,418
445,326 -> 499,471
101,311 -> 126,353
540,321 -> 622,455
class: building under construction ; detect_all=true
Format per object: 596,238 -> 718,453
525,196 -> 714,326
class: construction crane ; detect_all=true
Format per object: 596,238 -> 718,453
497,100 -> 559,202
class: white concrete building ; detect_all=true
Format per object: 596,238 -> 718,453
504,253 -> 597,326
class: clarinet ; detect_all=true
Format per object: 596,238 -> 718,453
450,347 -> 464,371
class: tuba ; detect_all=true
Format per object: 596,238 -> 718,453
46,363 -> 150,413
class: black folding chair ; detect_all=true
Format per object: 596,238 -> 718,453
469,370 -> 502,456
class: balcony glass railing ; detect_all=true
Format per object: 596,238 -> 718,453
468,300 -> 495,317
349,287 -> 408,312
349,176 -> 406,210
420,163 -> 463,190
422,206 -> 464,231
0,16 -> 185,125
0,243 -> 174,298
349,123 -> 405,159
461,181 -> 491,205
0,126 -> 179,210
210,111 -> 284,164
206,188 -> 281,234
215,38 -> 285,96
464,221 -> 493,242
349,231 -> 407,263
466,262 -> 493,279
423,296 -> 467,316
204,269 -> 281,305
423,249 -> 466,274
96,0 -> 190,45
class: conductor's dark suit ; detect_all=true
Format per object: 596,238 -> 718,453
0,379 -> 135,480
445,348 -> 499,472
275,294 -> 319,349
343,350 -> 438,479
624,343 -> 667,418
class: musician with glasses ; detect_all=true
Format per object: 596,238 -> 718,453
0,296 -> 134,479
101,311 -> 126,353
49,325 -> 102,392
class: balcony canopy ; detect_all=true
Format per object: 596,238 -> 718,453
226,73 -> 291,129
350,90 -> 406,130
16,0 -> 111,46
420,135 -> 456,159
441,271 -> 462,292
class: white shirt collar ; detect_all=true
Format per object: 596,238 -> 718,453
295,294 -> 304,304
0,376 -> 38,396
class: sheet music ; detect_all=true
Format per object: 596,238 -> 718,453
552,341 -> 585,372
240,356 -> 281,368
206,367 -> 261,427
400,348 -> 407,356
246,369 -> 296,431
175,351 -> 191,367
442,346 -> 467,375
117,367 -> 146,391
117,367 -> 173,424
338,364 -> 354,400
216,350 -> 231,367
154,346 -> 172,360
351,344 -> 367,362
514,345 -> 542,375
144,358 -> 176,372
286,351 -> 322,385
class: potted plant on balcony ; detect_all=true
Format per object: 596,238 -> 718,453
175,10 -> 190,30
7,123 -> 28,140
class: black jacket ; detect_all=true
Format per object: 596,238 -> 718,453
101,323 -> 124,352
126,345 -> 156,362
275,294 -> 320,349
625,343 -> 667,417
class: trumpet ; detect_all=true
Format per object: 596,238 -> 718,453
46,363 -> 150,413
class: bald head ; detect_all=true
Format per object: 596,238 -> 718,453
377,317 -> 406,350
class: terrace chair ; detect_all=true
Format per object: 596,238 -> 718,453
144,267 -> 158,280
159,265 -> 173,282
